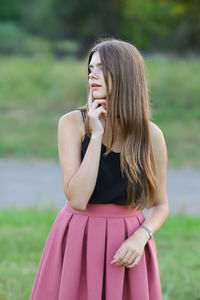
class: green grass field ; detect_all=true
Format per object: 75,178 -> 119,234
0,207 -> 199,300
0,54 -> 199,168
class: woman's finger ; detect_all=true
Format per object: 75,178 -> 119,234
117,252 -> 133,266
88,87 -> 94,109
126,253 -> 136,265
111,248 -> 128,264
120,251 -> 134,266
126,255 -> 141,268
90,99 -> 107,110
95,106 -> 107,117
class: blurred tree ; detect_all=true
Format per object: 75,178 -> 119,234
121,0 -> 200,53
0,0 -> 21,21
0,0 -> 199,55
121,0 -> 177,51
171,0 -> 200,52
48,0 -> 125,57
0,22 -> 24,54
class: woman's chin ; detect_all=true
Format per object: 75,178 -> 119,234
93,91 -> 106,99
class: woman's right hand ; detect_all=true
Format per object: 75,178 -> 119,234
87,86 -> 107,136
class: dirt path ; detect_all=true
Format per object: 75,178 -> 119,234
0,158 -> 199,216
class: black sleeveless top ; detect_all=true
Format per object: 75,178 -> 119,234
78,109 -> 128,205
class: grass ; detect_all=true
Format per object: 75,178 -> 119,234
0,207 -> 57,300
0,53 -> 200,167
0,207 -> 200,300
155,214 -> 200,300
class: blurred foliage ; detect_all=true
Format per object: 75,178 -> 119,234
0,21 -> 80,58
0,0 -> 199,56
0,22 -> 25,54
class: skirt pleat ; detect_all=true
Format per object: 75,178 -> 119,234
86,217 -> 106,300
30,202 -> 162,300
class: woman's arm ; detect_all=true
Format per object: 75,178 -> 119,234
111,123 -> 169,268
58,111 -> 103,211
135,122 -> 169,240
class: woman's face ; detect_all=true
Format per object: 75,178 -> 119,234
88,51 -> 112,100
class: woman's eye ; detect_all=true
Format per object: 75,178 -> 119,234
88,67 -> 102,74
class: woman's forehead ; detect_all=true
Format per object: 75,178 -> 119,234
89,51 -> 101,64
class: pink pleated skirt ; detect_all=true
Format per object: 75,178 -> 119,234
30,202 -> 162,300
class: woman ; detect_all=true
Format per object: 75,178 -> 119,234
30,38 -> 169,299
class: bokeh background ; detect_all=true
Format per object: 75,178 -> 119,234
0,0 -> 200,166
0,0 -> 200,299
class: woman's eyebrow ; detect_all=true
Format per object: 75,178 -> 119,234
88,63 -> 102,68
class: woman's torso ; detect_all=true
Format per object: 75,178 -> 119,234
78,109 -> 128,205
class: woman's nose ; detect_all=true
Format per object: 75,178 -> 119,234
89,69 -> 98,79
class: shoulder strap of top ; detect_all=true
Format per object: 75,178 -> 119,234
77,109 -> 86,123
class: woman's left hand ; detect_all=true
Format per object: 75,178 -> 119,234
110,228 -> 149,268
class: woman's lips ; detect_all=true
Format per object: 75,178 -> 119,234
92,86 -> 100,89
91,83 -> 101,88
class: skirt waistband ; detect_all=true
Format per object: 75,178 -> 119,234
64,202 -> 144,218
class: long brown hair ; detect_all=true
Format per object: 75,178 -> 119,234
78,37 -> 158,210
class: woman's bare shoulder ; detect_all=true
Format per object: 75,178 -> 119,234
58,109 -> 85,139
149,121 -> 164,137
149,121 -> 167,161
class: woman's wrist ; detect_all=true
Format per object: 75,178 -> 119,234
136,227 -> 151,243
91,132 -> 104,140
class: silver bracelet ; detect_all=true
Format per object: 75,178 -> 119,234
140,225 -> 153,240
